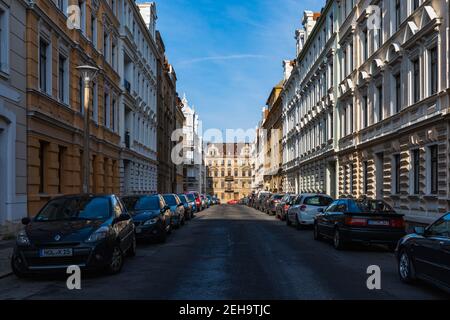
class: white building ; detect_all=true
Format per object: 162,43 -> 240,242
118,1 -> 158,194
0,0 -> 27,233
181,95 -> 205,193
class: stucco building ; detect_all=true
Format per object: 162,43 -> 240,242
26,0 -> 122,215
206,143 -> 252,202
0,0 -> 27,233
118,1 -> 158,195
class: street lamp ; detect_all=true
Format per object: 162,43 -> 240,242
76,65 -> 99,194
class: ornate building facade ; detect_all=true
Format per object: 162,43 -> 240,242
280,0 -> 450,224
119,1 -> 158,195
206,143 -> 252,202
26,0 -> 122,215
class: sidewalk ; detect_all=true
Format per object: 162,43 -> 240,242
0,241 -> 14,278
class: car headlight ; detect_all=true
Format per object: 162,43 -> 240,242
144,218 -> 158,226
16,230 -> 30,246
86,226 -> 109,243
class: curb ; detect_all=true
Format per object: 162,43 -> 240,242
0,272 -> 12,280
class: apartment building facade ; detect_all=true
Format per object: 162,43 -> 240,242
119,1 -> 158,195
0,0 -> 27,232
206,143 -> 252,202
26,0 -> 122,215
282,5 -> 339,199
281,0 -> 450,223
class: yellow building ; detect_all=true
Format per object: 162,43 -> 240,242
206,143 -> 252,202
26,0 -> 121,215
262,80 -> 284,192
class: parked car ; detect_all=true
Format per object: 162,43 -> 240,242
11,194 -> 136,277
256,192 -> 272,211
396,212 -> 450,293
122,194 -> 172,243
162,194 -> 185,228
200,194 -> 208,209
287,194 -> 334,229
261,193 -> 273,213
213,197 -> 221,205
314,198 -> 406,250
276,194 -> 297,221
227,199 -> 238,205
206,195 -> 213,207
186,191 -> 202,212
178,194 -> 193,220
185,192 -> 198,213
266,194 -> 284,215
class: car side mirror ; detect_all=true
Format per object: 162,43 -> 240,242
22,217 -> 31,225
414,226 -> 425,235
114,213 -> 131,224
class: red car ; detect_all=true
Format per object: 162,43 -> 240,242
227,199 -> 238,205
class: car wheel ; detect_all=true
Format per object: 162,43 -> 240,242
398,250 -> 415,283
314,223 -> 323,241
167,221 -> 172,234
11,255 -> 28,279
127,234 -> 136,257
107,245 -> 124,275
333,228 -> 346,250
296,216 -> 303,230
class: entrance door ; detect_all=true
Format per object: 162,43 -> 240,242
327,161 -> 337,199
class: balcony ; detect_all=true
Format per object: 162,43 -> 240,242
225,176 -> 234,182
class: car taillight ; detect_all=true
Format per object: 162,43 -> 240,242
390,218 -> 405,229
299,205 -> 307,211
345,217 -> 367,226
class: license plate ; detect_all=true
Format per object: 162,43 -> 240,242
135,227 -> 142,234
40,248 -> 73,257
368,220 -> 389,226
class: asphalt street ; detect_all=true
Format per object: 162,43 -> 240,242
0,204 -> 448,300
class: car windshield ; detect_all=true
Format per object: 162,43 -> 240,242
304,196 -> 333,207
131,196 -> 160,211
35,196 -> 111,221
178,195 -> 188,203
163,195 -> 177,206
186,194 -> 195,201
273,195 -> 283,200
355,200 -> 395,213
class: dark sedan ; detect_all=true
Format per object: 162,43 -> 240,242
276,194 -> 296,221
11,195 -> 136,277
121,194 -> 172,243
314,198 -> 406,250
178,194 -> 193,220
396,212 -> 450,293
163,194 -> 185,228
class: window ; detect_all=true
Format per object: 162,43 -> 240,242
377,1 -> 383,49
78,0 -> 86,34
412,149 -> 420,194
429,145 -> 438,194
92,82 -> 98,123
103,31 -> 109,61
111,98 -> 116,131
39,39 -> 49,93
91,14 -> 97,48
394,154 -> 401,194
427,214 -> 450,237
377,85 -> 383,121
58,54 -> 68,103
342,48 -> 347,77
395,0 -> 401,31
58,146 -> 66,194
363,161 -> 369,194
362,29 -> 368,61
39,141 -> 48,193
104,92 -> 110,127
0,5 -> 9,73
413,58 -> 420,103
395,73 -> 401,113
413,0 -> 420,11
362,95 -> 368,127
429,47 -> 438,95
349,43 -> 353,72
112,42 -> 116,69
349,103 -> 353,134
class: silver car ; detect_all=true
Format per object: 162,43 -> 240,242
286,194 -> 334,229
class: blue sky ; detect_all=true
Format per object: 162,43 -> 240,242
139,0 -> 322,139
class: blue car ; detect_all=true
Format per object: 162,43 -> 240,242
121,194 -> 172,243
163,194 -> 185,228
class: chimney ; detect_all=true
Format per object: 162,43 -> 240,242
295,29 -> 306,56
283,60 -> 294,80
302,10 -> 320,40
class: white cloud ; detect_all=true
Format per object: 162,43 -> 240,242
178,54 -> 267,66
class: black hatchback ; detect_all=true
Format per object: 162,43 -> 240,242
396,213 -> 450,293
11,195 -> 136,277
